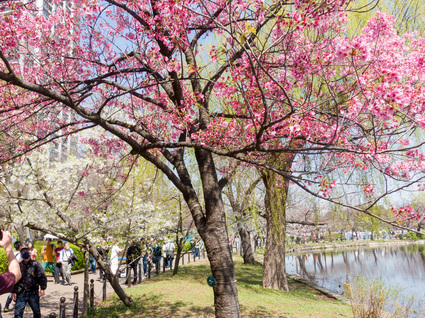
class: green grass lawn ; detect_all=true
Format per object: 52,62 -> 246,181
89,256 -> 352,318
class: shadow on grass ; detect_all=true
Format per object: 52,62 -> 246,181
240,305 -> 289,318
89,293 -> 215,318
235,264 -> 263,286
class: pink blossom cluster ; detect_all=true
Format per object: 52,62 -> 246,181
1,0 -> 425,206
391,205 -> 422,221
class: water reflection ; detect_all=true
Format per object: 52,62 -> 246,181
286,244 -> 425,299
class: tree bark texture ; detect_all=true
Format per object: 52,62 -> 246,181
225,176 -> 262,266
88,244 -> 134,307
193,149 -> 240,318
238,226 -> 258,265
261,170 -> 289,291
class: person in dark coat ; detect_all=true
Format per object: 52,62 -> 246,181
125,241 -> 141,284
12,246 -> 47,318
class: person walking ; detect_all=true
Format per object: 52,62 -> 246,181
142,241 -> 150,278
195,239 -> 200,259
125,241 -> 141,284
235,234 -> 240,253
54,241 -> 64,284
89,252 -> 96,275
110,241 -> 123,275
163,240 -> 175,269
12,246 -> 47,318
40,238 -> 55,276
152,240 -> 162,275
60,243 -> 75,285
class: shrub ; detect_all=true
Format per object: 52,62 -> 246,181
403,232 -> 418,241
0,250 -> 7,273
344,276 -> 425,318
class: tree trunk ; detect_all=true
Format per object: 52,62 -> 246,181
203,225 -> 239,318
172,236 -> 184,276
15,225 -> 25,242
238,226 -> 259,265
261,170 -> 289,291
193,149 -> 240,318
88,244 -> 134,307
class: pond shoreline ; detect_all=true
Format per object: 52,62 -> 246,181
280,239 -> 425,305
286,239 -> 425,255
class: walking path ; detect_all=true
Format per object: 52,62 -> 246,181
0,272 -> 114,318
0,251 -> 207,317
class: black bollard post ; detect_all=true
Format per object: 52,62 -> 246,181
203,249 -> 205,259
162,258 -> 165,273
127,265 -> 132,287
73,286 -> 79,318
182,254 -> 184,265
188,253 -> 190,263
148,261 -> 151,279
49,313 -> 57,318
59,297 -> 66,318
193,252 -> 196,262
90,279 -> 94,308
138,262 -> 142,284
103,278 -> 107,301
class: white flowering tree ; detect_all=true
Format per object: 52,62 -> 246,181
0,132 -> 176,305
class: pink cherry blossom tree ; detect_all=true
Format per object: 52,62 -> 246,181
2,0 -> 425,316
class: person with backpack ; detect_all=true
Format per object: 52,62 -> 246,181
151,240 -> 162,275
125,240 -> 141,284
12,245 -> 47,318
60,242 -> 76,285
40,238 -> 55,276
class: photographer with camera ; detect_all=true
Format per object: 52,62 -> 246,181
12,245 -> 47,318
0,230 -> 21,295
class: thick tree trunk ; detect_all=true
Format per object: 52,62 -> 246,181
193,149 -> 240,318
88,244 -> 134,307
261,170 -> 289,291
238,226 -> 259,265
203,226 -> 239,318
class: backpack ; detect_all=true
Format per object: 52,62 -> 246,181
153,246 -> 161,257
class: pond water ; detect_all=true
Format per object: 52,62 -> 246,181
285,243 -> 425,303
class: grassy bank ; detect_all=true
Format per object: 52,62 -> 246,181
89,256 -> 352,318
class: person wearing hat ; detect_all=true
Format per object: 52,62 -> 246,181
11,245 -> 47,318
